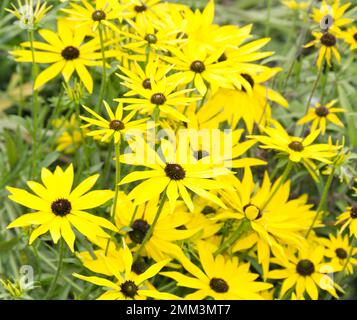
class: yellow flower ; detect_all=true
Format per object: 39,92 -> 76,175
74,243 -> 178,300
249,120 -> 339,177
80,101 -> 149,144
161,242 -> 272,299
209,68 -> 288,133
282,0 -> 309,10
161,43 -> 233,95
115,193 -> 200,262
215,167 -> 316,275
11,19 -> 103,92
319,234 -> 357,275
6,164 -> 116,252
116,75 -> 199,122
268,245 -> 340,299
119,136 -> 231,212
312,0 -> 352,33
297,100 -> 345,134
304,31 -> 341,69
62,0 -> 128,32
337,204 -> 357,238
53,115 -> 86,154
342,26 -> 357,50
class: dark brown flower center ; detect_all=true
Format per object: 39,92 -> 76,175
296,259 -> 315,276
150,93 -> 166,105
315,105 -> 329,117
350,205 -> 357,219
241,73 -> 254,92
288,141 -> 304,152
243,204 -> 262,220
51,199 -> 72,216
335,248 -> 347,259
210,278 -> 229,293
129,219 -> 150,244
120,280 -> 138,298
165,163 -> 186,180
134,5 -> 147,12
320,32 -> 336,47
109,120 -> 125,131
190,60 -> 206,73
132,257 -> 148,275
218,53 -> 227,62
354,33 -> 357,42
201,205 -> 216,215
145,33 -> 157,44
194,150 -> 209,160
142,78 -> 152,89
91,10 -> 106,21
61,46 -> 80,60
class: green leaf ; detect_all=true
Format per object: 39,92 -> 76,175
3,129 -> 17,169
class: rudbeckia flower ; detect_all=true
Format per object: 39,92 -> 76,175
62,0 -> 129,32
119,136 -> 231,212
114,193 -> 200,262
304,31 -> 341,69
297,100 -> 345,134
209,68 -> 288,133
249,120 -> 339,178
319,234 -> 357,275
268,245 -> 341,300
80,101 -> 149,144
282,0 -> 309,10
342,26 -> 357,51
74,243 -> 178,300
336,204 -> 357,238
161,242 -> 272,299
6,164 -> 116,252
215,167 -> 316,275
11,19 -> 104,92
116,76 -> 199,122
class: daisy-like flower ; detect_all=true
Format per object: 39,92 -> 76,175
297,100 -> 345,134
209,68 -> 288,133
304,31 -> 341,69
161,242 -> 272,299
121,16 -> 185,54
124,0 -> 168,22
312,0 -> 352,33
119,136 -> 231,212
161,43 -> 233,95
342,26 -> 357,51
53,114 -> 86,154
268,245 -> 341,300
11,19 -> 103,92
215,167 -> 316,275
116,76 -> 199,122
114,193 -> 200,262
319,234 -> 357,275
80,101 -> 149,144
249,120 -> 339,179
337,204 -> 357,238
62,0 -> 128,32
74,243 -> 178,300
6,164 -> 116,252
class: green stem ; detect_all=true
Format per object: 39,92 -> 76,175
28,30 -> 40,178
265,0 -> 272,36
305,167 -> 335,238
45,239 -> 65,299
133,190 -> 167,262
96,26 -> 107,113
214,219 -> 250,256
261,161 -> 293,211
153,105 -> 160,122
105,140 -> 121,256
